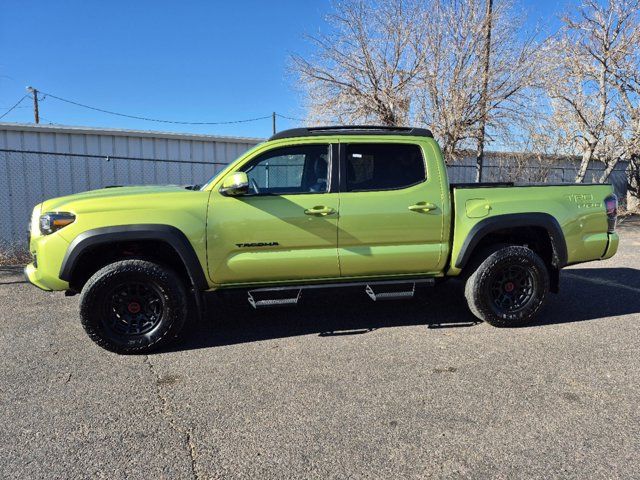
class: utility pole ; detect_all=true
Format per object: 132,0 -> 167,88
27,86 -> 40,124
272,112 -> 276,135
475,0 -> 493,183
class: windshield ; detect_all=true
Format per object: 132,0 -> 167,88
200,143 -> 263,190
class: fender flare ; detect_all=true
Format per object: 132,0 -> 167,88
59,224 -> 208,290
454,213 -> 568,269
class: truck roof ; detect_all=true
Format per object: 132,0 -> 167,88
268,125 -> 434,141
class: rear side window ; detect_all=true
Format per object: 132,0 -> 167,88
345,143 -> 425,192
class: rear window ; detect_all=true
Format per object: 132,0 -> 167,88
345,143 -> 425,192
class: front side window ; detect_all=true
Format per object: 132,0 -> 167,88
241,144 -> 330,195
345,143 -> 425,192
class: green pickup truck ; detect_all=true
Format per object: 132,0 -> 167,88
25,126 -> 619,353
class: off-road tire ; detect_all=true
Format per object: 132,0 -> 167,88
464,246 -> 549,327
80,259 -> 188,354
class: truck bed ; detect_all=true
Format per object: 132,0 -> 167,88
447,183 -> 616,274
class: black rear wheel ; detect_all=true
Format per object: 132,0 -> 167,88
80,259 -> 188,354
465,246 -> 549,327
489,264 -> 535,313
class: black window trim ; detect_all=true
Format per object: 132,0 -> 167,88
339,142 -> 427,193
235,143 -> 337,197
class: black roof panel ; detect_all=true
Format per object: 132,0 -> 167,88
269,125 -> 433,141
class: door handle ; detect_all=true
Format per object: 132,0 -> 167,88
304,206 -> 336,216
408,202 -> 437,212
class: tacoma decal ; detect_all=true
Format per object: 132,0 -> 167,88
236,242 -> 280,248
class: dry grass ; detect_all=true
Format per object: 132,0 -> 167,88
0,241 -> 31,266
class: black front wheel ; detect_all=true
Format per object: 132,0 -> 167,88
464,246 -> 549,327
80,259 -> 188,354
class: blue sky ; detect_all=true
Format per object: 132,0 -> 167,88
1,0 -> 568,139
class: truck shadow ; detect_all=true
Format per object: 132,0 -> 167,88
162,267 -> 640,353
0,266 -> 26,285
531,267 -> 640,327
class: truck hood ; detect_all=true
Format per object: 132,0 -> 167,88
39,185 -> 200,213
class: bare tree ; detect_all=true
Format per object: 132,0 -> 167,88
292,0 -> 640,197
291,0 -> 424,126
606,0 -> 640,208
293,0 -> 538,168
414,0 -> 485,160
415,0 -> 539,163
540,0 -> 639,183
508,121 -> 577,182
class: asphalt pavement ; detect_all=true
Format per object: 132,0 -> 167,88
1,217 -> 639,479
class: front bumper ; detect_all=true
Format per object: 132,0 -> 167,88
23,203 -> 70,292
24,229 -> 71,292
23,258 -> 69,291
24,264 -> 53,291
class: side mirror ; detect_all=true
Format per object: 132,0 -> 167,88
220,172 -> 249,196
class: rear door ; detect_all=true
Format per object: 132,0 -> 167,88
337,141 -> 445,277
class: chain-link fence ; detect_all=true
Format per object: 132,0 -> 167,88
0,148 -> 229,244
448,163 -> 629,193
1,147 -> 630,246
448,163 -> 629,208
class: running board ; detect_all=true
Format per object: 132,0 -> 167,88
248,289 -> 302,309
246,278 -> 434,309
365,283 -> 416,301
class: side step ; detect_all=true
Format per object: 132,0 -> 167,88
247,288 -> 302,309
365,282 -> 416,301
246,278 -> 434,309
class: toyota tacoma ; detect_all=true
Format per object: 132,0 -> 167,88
25,126 -> 619,353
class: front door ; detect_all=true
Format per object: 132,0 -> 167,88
337,142 -> 445,277
207,143 -> 340,285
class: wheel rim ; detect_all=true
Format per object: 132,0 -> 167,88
104,281 -> 164,335
489,264 -> 535,313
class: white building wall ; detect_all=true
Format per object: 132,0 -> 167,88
0,123 -> 262,243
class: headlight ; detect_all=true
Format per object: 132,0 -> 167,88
39,212 -> 76,235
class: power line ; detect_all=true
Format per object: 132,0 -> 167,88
276,113 -> 340,125
0,95 -> 29,120
5,88 -> 343,129
38,90 -> 273,125
276,113 -> 306,122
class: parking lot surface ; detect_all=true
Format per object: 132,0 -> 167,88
1,218 -> 639,479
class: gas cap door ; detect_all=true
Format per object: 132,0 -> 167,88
465,198 -> 492,218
